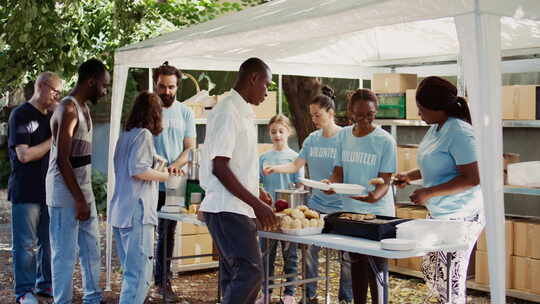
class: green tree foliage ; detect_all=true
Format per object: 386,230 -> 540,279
0,0 -> 261,93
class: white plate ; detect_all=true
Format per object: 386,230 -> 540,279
299,177 -> 330,191
330,183 -> 366,195
281,227 -> 323,236
380,238 -> 417,251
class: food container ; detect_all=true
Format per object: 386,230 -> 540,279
275,188 -> 309,209
323,212 -> 411,241
166,174 -> 187,191
281,227 -> 323,236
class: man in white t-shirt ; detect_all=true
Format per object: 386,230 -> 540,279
200,58 -> 277,304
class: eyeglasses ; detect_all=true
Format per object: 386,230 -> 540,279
44,82 -> 61,96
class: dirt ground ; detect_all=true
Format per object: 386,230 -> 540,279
0,190 -> 533,304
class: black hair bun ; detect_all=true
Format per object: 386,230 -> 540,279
321,85 -> 336,100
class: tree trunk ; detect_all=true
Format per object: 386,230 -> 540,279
282,75 -> 321,147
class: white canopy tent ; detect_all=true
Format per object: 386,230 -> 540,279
107,1 -> 540,302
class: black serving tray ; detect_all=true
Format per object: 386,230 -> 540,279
323,212 -> 412,241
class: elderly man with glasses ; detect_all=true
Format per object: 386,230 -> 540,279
7,71 -> 62,304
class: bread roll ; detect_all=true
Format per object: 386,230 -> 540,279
283,208 -> 293,216
291,209 -> 305,220
304,210 -> 320,219
291,218 -> 302,229
364,213 -> 376,220
368,177 -> 385,185
301,218 -> 310,229
309,218 -> 319,228
298,205 -> 308,212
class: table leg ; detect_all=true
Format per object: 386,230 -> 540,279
217,258 -> 221,304
325,248 -> 330,304
367,256 -> 389,304
162,228 -> 167,304
446,251 -> 452,303
264,237 -> 270,304
302,245 -> 307,304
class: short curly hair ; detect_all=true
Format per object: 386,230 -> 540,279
152,61 -> 182,84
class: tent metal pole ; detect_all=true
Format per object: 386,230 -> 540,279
278,74 -> 283,114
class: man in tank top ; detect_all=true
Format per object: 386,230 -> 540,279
46,58 -> 110,304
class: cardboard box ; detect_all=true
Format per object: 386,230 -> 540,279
406,89 -> 420,120
396,205 -> 413,219
514,220 -> 528,257
409,207 -> 428,220
251,91 -> 277,119
397,145 -> 418,174
373,73 -> 417,94
475,250 -> 513,288
477,219 -> 513,255
513,255 -> 529,291
501,85 -> 537,120
176,222 -> 208,235
409,257 -> 423,272
396,257 -> 410,269
177,233 -> 213,265
527,221 -> 540,259
530,258 -> 540,295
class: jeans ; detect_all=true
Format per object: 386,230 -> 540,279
350,254 -> 385,304
49,205 -> 102,304
260,239 -> 298,296
114,202 -> 155,304
305,246 -> 353,301
11,203 -> 51,301
204,212 -> 263,304
154,191 -> 177,286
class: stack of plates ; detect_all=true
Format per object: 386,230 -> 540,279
380,238 -> 417,251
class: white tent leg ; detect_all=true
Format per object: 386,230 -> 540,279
455,13 -> 506,304
105,65 -> 129,291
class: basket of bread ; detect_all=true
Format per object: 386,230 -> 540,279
277,205 -> 325,236
323,212 -> 411,241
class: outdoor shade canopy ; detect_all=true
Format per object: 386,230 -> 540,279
108,1 -> 540,303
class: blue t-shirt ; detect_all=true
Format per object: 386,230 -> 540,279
259,148 -> 304,202
153,101 -> 196,191
7,102 -> 52,204
334,126 -> 397,216
417,117 -> 483,219
298,129 -> 344,214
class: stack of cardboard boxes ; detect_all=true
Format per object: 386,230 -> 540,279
372,73 -> 418,119
389,204 -> 429,270
475,219 -> 540,294
474,219 -> 514,288
510,219 -> 540,294
171,222 -> 214,272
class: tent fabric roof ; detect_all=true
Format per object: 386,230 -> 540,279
115,0 -> 540,78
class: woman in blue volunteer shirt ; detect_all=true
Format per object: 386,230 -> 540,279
265,86 -> 353,303
394,76 -> 484,304
327,89 -> 396,304
256,114 -> 303,304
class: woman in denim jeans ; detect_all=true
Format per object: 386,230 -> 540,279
395,76 -> 485,304
110,92 -> 169,304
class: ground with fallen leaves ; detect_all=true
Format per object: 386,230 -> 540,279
0,190 -> 534,303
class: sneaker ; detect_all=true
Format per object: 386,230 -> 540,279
36,287 -> 53,298
281,295 -> 296,304
17,292 -> 39,304
149,284 -> 181,303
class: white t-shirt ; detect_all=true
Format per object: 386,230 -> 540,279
199,89 -> 259,218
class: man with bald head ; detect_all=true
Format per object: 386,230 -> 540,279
200,57 -> 277,304
8,72 -> 62,304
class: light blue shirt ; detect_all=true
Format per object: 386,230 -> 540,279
110,128 -> 158,228
334,126 -> 397,216
298,129 -> 344,214
259,148 -> 304,202
153,101 -> 196,191
418,117 -> 483,219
